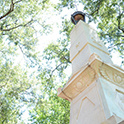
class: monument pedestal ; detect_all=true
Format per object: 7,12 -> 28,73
57,21 -> 124,124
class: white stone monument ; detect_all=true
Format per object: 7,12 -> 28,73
57,21 -> 124,124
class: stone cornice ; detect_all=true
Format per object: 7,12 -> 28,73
70,42 -> 110,62
99,63 -> 124,88
57,54 -> 124,101
89,54 -> 124,88
57,63 -> 96,101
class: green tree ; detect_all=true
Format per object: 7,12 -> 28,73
28,37 -> 71,123
0,0 -> 52,123
0,0 -> 51,66
0,61 -> 34,123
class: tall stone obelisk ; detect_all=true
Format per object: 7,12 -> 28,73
57,20 -> 124,124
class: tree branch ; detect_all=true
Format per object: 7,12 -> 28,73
50,63 -> 63,78
90,6 -> 100,16
14,0 -> 22,4
0,0 -> 22,20
117,11 -> 124,33
0,19 -> 33,31
115,42 -> 124,46
18,44 -> 27,61
90,0 -> 102,16
0,82 -> 7,89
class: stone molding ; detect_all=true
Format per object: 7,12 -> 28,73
88,53 -> 124,88
99,64 -> 124,88
70,42 -> 110,62
58,55 -> 124,101
57,62 -> 96,101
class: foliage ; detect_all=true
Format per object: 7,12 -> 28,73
83,0 -> 124,55
29,77 -> 70,124
0,0 -> 51,123
0,0 -> 71,123
0,60 -> 33,123
28,20 -> 73,123
28,36 -> 71,123
0,0 -> 51,67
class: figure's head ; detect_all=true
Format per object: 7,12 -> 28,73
71,11 -> 85,25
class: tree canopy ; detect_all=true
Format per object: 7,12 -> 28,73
0,0 -> 123,123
